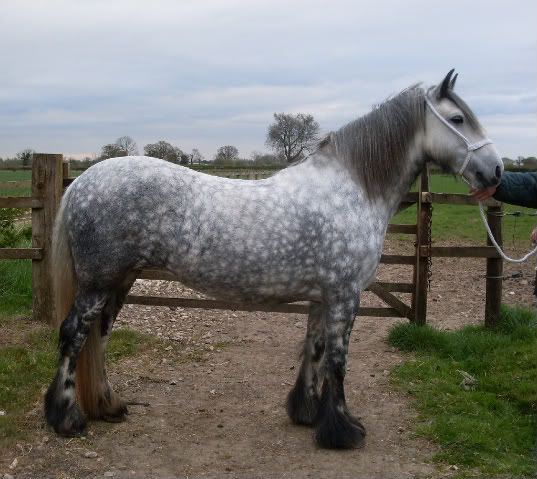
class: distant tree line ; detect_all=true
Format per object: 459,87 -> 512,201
502,156 -> 537,171
0,112 -> 322,169
0,148 -> 35,168
4,111 -> 533,171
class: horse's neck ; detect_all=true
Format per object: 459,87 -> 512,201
373,134 -> 426,219
276,149 -> 424,221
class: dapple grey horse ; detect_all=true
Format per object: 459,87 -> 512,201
45,70 -> 502,448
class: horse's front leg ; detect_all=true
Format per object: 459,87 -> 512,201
287,302 -> 326,426
315,295 -> 365,449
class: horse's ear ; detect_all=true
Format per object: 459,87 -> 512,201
450,73 -> 458,90
436,69 -> 455,98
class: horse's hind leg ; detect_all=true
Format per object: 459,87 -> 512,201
44,290 -> 109,436
287,303 -> 326,426
315,295 -> 366,449
93,277 -> 135,422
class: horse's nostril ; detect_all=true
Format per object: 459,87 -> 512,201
475,171 -> 484,182
495,165 -> 502,179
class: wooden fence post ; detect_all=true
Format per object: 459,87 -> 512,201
62,160 -> 70,187
485,205 -> 503,327
32,153 -> 63,323
413,169 -> 432,324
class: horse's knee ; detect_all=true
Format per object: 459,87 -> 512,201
58,309 -> 82,355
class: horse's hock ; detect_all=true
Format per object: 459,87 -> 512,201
0,153 -> 504,326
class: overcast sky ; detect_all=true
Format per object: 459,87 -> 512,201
1,0 -> 535,160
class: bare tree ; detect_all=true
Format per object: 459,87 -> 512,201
115,136 -> 138,156
16,148 -> 35,166
214,145 -> 239,164
266,113 -> 320,163
174,147 -> 189,165
190,148 -> 203,165
98,136 -> 138,160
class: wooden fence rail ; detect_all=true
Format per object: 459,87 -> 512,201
0,154 -> 505,326
0,180 -> 32,190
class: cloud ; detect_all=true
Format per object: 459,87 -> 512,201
0,0 -> 535,158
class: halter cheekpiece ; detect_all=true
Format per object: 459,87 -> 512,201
424,95 -> 493,178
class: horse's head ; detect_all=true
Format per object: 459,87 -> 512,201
423,69 -> 503,189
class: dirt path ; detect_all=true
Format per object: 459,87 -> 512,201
2,240 -> 535,479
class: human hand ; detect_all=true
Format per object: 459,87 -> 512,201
531,227 -> 537,245
469,186 -> 497,202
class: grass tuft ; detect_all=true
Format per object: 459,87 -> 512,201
0,235 -> 33,317
388,305 -> 536,477
0,258 -> 32,317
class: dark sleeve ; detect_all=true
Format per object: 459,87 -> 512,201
493,172 -> 537,208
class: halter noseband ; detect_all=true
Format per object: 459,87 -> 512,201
424,95 -> 493,178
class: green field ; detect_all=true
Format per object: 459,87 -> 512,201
0,169 -> 32,197
395,174 -> 534,242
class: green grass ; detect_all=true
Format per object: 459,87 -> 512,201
391,175 -> 535,242
0,169 -> 32,197
0,258 -> 32,317
0,320 -> 155,446
0,234 -> 33,317
388,305 -> 537,477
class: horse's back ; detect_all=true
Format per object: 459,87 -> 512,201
63,156 -> 282,290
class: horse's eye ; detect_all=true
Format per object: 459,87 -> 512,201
450,115 -> 464,124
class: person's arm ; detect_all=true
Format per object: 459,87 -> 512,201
470,172 -> 537,208
492,172 -> 537,208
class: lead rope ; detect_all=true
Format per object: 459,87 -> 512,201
478,202 -> 537,263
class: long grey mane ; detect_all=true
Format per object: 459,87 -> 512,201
321,85 -> 426,198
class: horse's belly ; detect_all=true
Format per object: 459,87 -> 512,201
154,224 -> 322,303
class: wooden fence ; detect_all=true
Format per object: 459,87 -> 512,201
0,154 -> 504,327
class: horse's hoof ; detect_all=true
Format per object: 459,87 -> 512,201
54,405 -> 88,437
45,379 -> 87,437
345,411 -> 366,435
100,398 -> 129,423
315,410 -> 366,449
101,412 -> 128,423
